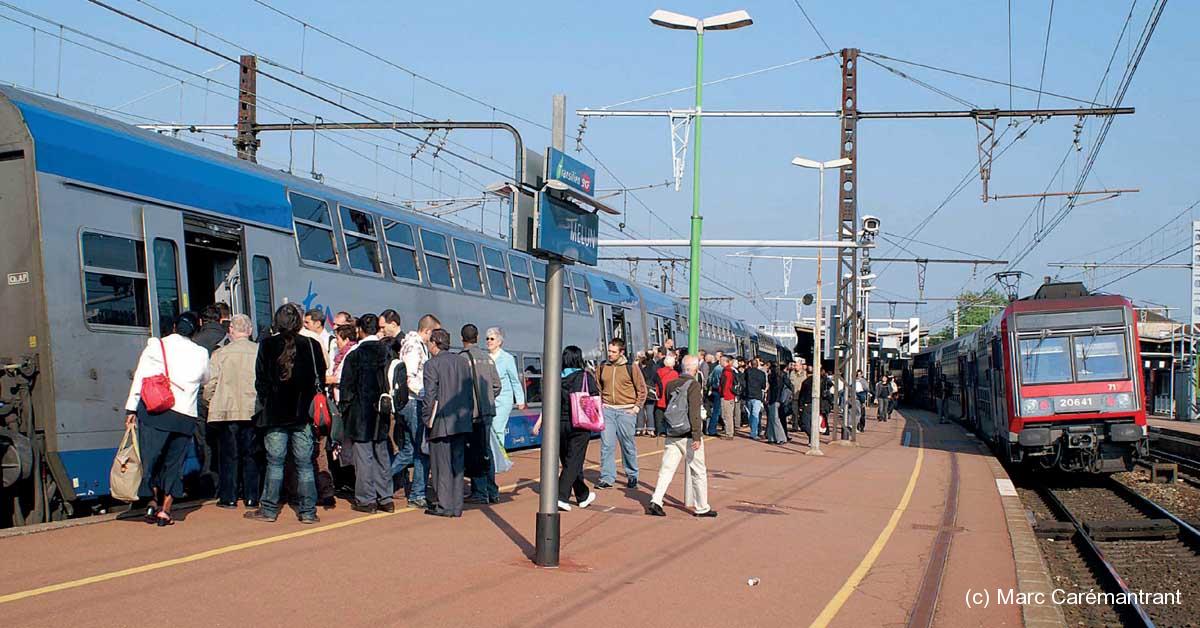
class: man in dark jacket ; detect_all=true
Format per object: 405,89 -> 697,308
461,324 -> 502,505
421,328 -> 474,517
646,355 -> 716,518
743,360 -> 767,440
191,304 -> 227,485
338,314 -> 394,514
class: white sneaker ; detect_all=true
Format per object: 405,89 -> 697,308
578,492 -> 597,509
557,500 -> 572,512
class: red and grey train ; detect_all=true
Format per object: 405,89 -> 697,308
909,283 -> 1148,472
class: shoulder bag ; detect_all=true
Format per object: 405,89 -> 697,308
569,374 -> 605,433
140,338 -> 175,414
306,338 -> 332,432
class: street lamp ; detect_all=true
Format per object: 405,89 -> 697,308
649,8 -> 752,355
792,156 -> 852,456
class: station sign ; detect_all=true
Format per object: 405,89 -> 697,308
546,147 -> 596,196
533,193 -> 598,265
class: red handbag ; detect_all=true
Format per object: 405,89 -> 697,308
140,339 -> 175,414
305,338 -> 331,430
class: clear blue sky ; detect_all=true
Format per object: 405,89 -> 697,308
2,0 -> 1195,332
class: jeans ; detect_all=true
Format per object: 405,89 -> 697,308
637,402 -> 655,434
705,397 -> 722,435
746,399 -> 764,439
599,406 -> 639,484
391,399 -> 428,501
766,402 -> 786,443
214,421 -> 260,504
353,439 -> 392,506
260,424 -> 316,518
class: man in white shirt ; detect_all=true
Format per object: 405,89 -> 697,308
391,313 -> 441,509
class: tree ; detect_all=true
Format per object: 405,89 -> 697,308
929,289 -> 1010,345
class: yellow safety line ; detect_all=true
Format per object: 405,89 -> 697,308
809,424 -> 925,628
0,438 -> 687,605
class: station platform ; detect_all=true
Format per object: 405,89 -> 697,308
0,410 -> 1049,627
1149,416 -> 1200,436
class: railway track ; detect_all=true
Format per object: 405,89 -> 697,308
1022,475 -> 1200,627
1149,427 -> 1200,487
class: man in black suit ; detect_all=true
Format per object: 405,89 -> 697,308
421,328 -> 475,517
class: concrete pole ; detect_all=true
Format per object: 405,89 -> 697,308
807,165 -> 825,457
535,94 -> 567,567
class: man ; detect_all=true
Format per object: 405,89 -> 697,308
789,358 -> 808,432
875,376 -> 891,423
191,304 -> 227,484
460,324 -> 501,505
646,355 -> 717,518
394,314 -> 440,508
483,327 -> 525,499
719,356 -> 737,439
328,311 -> 354,373
704,353 -> 724,436
938,375 -> 951,424
299,307 -> 336,507
194,304 -> 228,353
654,354 -> 680,436
798,365 -> 815,439
743,359 -> 767,440
338,314 -> 394,513
379,309 -> 403,341
301,308 -> 332,354
421,328 -> 474,517
734,359 -> 748,428
596,338 -> 647,490
698,350 -> 711,383
202,314 -> 260,509
854,370 -> 869,432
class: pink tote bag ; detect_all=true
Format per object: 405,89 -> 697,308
569,373 -> 605,432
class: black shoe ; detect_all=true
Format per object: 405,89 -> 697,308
424,508 -> 457,518
298,514 -> 320,525
694,510 -> 718,518
318,496 -> 337,508
351,502 -> 378,514
646,502 -> 666,517
216,500 -> 237,509
244,500 -> 259,509
244,509 -> 277,523
377,502 -> 395,513
626,478 -> 639,489
594,481 -> 613,490
408,497 -> 428,509
488,496 -> 501,504
464,495 -> 490,505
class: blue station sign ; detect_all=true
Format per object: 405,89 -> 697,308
546,147 -> 596,196
534,193 -> 599,265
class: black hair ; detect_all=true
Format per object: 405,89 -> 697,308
461,323 -> 479,344
358,312 -> 380,336
215,302 -> 231,320
273,304 -> 302,382
380,309 -> 401,328
174,311 -> 200,338
335,324 -> 356,341
305,308 -> 326,324
200,304 -> 221,323
562,345 -> 585,370
430,328 -> 451,351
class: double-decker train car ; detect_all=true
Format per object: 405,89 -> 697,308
0,86 -> 758,526
915,282 -> 1148,472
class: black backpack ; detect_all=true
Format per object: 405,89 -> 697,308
663,380 -> 693,437
378,358 -> 409,416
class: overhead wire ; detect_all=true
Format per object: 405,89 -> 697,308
1035,0 -> 1056,109
790,0 -> 834,55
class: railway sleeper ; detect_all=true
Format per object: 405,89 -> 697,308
1083,518 -> 1177,541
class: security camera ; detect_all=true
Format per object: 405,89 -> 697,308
861,215 -> 881,234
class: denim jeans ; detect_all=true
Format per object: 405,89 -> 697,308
746,399 -> 764,440
599,406 -> 638,484
215,421 -> 260,504
390,399 -> 428,501
705,397 -> 722,435
260,424 -> 316,518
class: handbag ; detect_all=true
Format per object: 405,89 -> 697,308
109,424 -> 142,502
569,373 -> 605,433
490,429 -> 513,474
306,339 -> 332,431
140,339 -> 175,414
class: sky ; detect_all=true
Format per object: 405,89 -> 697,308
1,0 -> 1195,335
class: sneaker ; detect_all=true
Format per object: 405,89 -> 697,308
408,497 -> 428,509
594,481 -> 613,490
646,502 -> 666,517
243,509 -> 277,523
694,510 -> 718,518
298,514 -> 320,525
578,492 -> 597,509
557,500 -> 572,512
626,477 -> 639,489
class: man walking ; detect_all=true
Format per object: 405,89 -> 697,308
421,328 -> 473,517
789,358 -> 807,432
596,338 -> 647,490
460,324 -> 501,505
875,376 -> 891,423
646,355 -> 716,518
854,370 -> 869,432
394,314 -> 440,508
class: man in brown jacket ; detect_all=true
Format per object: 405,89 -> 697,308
646,355 -> 715,517
201,314 -> 260,509
596,337 -> 647,489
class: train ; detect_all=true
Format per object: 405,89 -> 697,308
0,86 -> 790,527
908,282 -> 1148,473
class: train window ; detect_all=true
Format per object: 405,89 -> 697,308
532,260 -> 547,304
482,247 -> 510,299
252,255 -> 273,337
508,255 -> 534,304
80,232 -> 150,328
453,239 -> 484,294
562,272 -> 575,312
1018,336 -> 1072,384
603,279 -> 620,295
521,355 -> 543,404
289,192 -> 338,266
338,206 -> 382,275
152,238 -> 180,332
571,271 -> 592,314
1073,334 -> 1128,381
420,229 -> 455,288
382,220 -> 421,283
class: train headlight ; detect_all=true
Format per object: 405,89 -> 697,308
1021,398 -> 1053,417
1115,393 -> 1133,410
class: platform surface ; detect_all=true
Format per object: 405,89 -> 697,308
1149,416 -> 1200,436
0,410 -> 1025,628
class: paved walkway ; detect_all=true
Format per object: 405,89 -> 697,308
0,410 -> 1028,627
1149,416 -> 1200,436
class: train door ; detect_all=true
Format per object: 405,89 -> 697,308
141,206 -> 190,337
240,226 -> 278,337
599,305 -> 630,350
183,215 -> 244,318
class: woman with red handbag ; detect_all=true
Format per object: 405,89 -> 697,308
124,311 -> 211,527
246,304 -> 326,525
532,345 -> 599,512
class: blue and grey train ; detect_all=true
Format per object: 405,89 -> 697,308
0,86 -> 787,527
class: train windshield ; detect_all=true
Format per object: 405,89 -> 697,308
1074,333 -> 1128,381
1018,337 -> 1072,384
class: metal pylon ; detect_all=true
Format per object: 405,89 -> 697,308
669,110 -> 694,191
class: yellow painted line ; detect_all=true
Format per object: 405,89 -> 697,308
0,437 -> 693,605
809,424 -> 925,628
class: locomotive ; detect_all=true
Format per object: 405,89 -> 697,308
912,282 -> 1148,472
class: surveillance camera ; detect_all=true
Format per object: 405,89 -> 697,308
861,215 -> 881,234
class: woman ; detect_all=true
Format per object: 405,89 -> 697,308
654,355 -> 680,436
532,346 -> 598,512
246,304 -> 326,524
765,362 -> 788,444
637,353 -> 659,437
124,312 -> 211,526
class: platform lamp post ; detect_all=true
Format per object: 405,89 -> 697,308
792,156 -> 853,456
649,9 -> 753,353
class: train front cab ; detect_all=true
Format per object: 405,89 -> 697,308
1002,298 -> 1148,473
